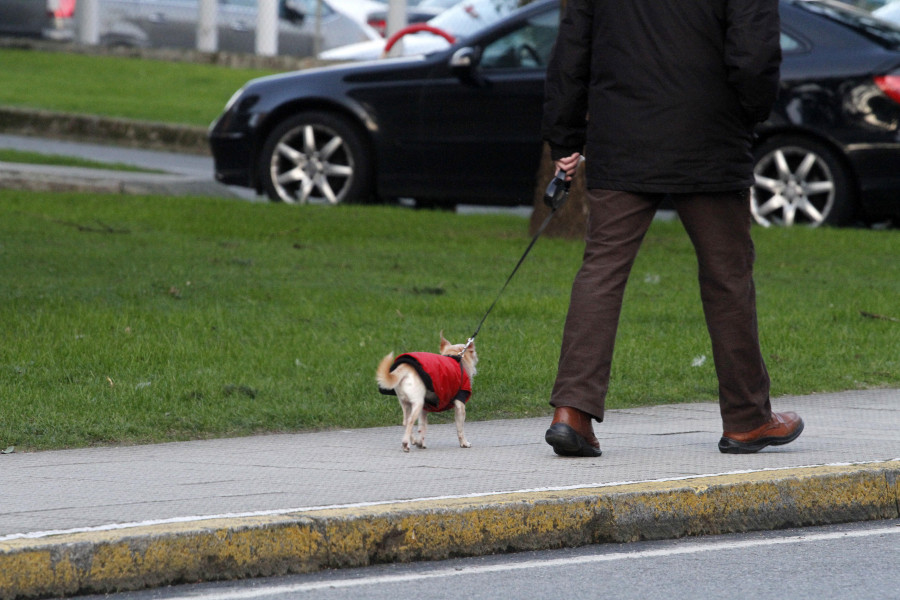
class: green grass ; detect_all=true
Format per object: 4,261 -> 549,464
0,48 -> 277,126
0,148 -> 163,172
2,190 -> 898,451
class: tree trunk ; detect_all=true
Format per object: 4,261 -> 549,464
529,143 -> 588,239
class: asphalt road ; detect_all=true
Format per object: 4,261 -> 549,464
68,519 -> 900,600
0,133 -> 536,215
0,134 -> 213,177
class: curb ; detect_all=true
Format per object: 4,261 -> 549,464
0,106 -> 209,157
0,161 -> 242,198
2,461 -> 898,599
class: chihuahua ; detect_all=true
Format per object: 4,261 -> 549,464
376,333 -> 478,452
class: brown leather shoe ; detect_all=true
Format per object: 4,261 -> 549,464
719,411 -> 804,454
545,406 -> 602,457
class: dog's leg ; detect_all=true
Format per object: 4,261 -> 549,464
453,400 -> 471,448
404,398 -> 424,453
415,412 -> 428,449
399,397 -> 413,452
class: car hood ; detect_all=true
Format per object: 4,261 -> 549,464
242,53 -> 434,97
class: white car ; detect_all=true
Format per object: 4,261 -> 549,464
326,0 -> 385,25
874,0 -> 900,21
319,0 -> 521,60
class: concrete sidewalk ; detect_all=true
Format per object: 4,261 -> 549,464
2,388 -> 899,599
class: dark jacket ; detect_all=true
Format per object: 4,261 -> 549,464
542,0 -> 781,193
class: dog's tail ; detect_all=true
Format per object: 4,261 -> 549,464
375,352 -> 399,391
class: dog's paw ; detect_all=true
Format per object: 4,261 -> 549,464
401,442 -> 410,452
460,440 -> 471,448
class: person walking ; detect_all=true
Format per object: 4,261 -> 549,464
541,0 -> 804,456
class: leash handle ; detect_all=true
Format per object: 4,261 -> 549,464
543,169 -> 570,209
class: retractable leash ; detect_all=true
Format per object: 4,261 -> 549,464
458,170 -> 572,356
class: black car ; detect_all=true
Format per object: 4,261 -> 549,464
209,0 -> 900,226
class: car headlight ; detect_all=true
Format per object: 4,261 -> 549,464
223,88 -> 260,115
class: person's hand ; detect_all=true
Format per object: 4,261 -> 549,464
554,152 -> 582,181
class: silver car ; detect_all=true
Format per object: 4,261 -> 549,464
0,0 -> 76,40
97,0 -> 378,56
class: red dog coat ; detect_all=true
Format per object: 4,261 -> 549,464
379,352 -> 471,413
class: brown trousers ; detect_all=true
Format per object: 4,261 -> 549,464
549,189 -> 772,433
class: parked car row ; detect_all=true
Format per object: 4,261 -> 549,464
95,0 -> 379,55
209,0 -> 900,227
0,0 -> 393,57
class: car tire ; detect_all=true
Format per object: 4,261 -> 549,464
751,135 -> 855,227
259,112 -> 373,205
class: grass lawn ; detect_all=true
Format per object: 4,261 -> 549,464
1,190 -> 898,451
0,48 -> 277,126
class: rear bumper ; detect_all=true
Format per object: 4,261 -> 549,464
845,143 -> 900,219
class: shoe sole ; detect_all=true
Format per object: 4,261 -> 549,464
545,423 -> 602,457
718,420 -> 804,454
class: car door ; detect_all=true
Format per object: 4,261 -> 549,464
0,0 -> 47,36
217,0 -> 258,53
415,4 -> 559,203
135,0 -> 197,49
219,0 -> 320,56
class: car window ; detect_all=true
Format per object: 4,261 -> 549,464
283,0 -> 336,18
781,31 -> 805,53
480,6 -> 559,69
223,0 -> 335,18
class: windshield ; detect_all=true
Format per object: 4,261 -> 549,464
798,0 -> 900,49
429,0 -> 526,38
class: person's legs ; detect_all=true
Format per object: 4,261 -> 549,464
673,190 -> 772,431
546,189 -> 659,456
673,190 -> 783,436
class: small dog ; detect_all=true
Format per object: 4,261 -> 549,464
376,333 -> 478,452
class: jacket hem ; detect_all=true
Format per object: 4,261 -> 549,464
585,178 -> 754,194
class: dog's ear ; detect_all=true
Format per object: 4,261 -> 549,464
439,330 -> 450,352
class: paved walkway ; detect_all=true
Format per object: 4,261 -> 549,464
2,388 -> 899,599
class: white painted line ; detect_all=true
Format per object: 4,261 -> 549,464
1,459 -> 897,543
157,525 -> 900,599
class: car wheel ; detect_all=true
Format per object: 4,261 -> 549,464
751,136 -> 855,227
259,112 -> 372,205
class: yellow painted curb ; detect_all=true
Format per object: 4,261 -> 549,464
2,461 -> 898,599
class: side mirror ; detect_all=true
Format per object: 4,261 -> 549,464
449,47 -> 487,87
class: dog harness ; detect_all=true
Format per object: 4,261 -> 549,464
379,352 -> 471,413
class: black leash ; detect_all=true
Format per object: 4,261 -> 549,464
459,171 -> 571,355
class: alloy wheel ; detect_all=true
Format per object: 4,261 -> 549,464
751,144 -> 836,227
268,122 -> 355,204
